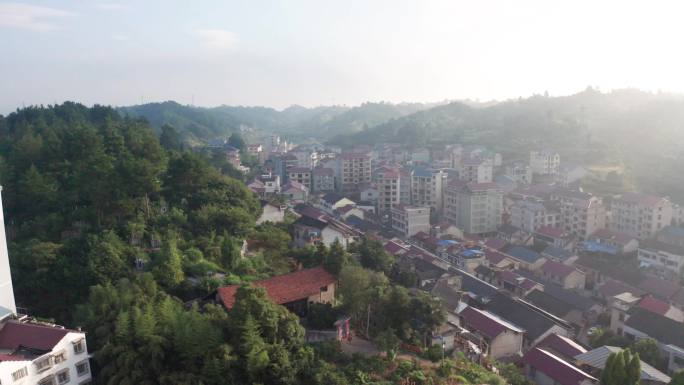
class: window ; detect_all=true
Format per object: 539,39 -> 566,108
320,285 -> 328,292
38,376 -> 57,385
11,367 -> 28,381
76,360 -> 89,376
56,369 -> 70,384
73,339 -> 85,354
35,356 -> 53,372
54,350 -> 67,364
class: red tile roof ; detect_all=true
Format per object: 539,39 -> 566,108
536,226 -> 566,239
217,266 -> 336,309
522,348 -> 596,385
537,333 -> 587,358
637,296 -> 671,316
484,248 -> 509,265
618,192 -> 665,207
384,240 -> 408,255
0,322 -> 71,352
541,260 -> 577,279
459,306 -> 523,339
590,228 -> 636,245
0,354 -> 28,362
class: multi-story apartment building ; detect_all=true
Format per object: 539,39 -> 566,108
375,166 -> 401,215
637,239 -> 684,277
399,168 -> 412,205
246,144 -> 266,164
610,192 -> 673,240
411,167 -> 447,217
391,204 -> 430,238
312,167 -> 335,193
287,167 -> 312,190
445,182 -> 503,234
509,199 -> 560,233
0,187 -> 91,384
272,153 -> 298,182
459,158 -> 493,183
339,151 -> 372,193
551,189 -> 606,240
529,150 -> 560,176
504,162 -> 533,184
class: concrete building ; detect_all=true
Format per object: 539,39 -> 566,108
374,166 -> 401,215
510,199 -> 561,233
610,192 -> 673,240
257,201 -> 286,224
530,150 -> 560,176
459,157 -> 493,183
0,187 -> 15,316
458,305 -> 524,359
287,167 -> 312,190
391,205 -> 430,238
505,162 -> 533,184
445,182 -> 503,235
637,239 -> 684,277
552,189 -> 606,240
339,151 -> 372,193
312,167 -> 335,193
411,167 -> 446,217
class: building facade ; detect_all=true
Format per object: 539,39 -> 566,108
610,192 -> 673,240
339,152 -> 372,193
446,183 -> 503,234
530,150 -> 560,176
391,205 -> 430,238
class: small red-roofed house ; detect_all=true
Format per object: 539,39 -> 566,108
540,260 -> 586,289
216,266 -> 336,316
535,333 -> 588,361
522,347 -> 596,385
458,305 -> 524,359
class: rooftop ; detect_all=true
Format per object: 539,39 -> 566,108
541,260 -> 578,279
459,305 -> 524,339
522,348 -> 596,385
575,346 -> 671,383
624,308 -> 684,349
0,321 -> 72,353
536,333 -> 587,359
485,293 -> 570,341
536,225 -> 567,239
616,192 -> 666,207
504,246 -> 543,264
217,266 -> 336,310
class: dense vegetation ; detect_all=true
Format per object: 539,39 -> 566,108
0,103 -> 500,384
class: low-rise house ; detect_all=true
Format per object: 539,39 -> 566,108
483,248 -> 517,270
522,347 -> 596,385
282,181 -> 309,202
287,167 -> 312,190
535,225 -> 573,249
320,193 -> 355,213
575,346 -> 671,385
638,239 -> 684,277
621,308 -> 684,375
257,201 -> 286,224
454,248 -> 486,274
457,305 -> 524,359
217,266 -> 336,316
497,224 -> 531,245
589,228 -> 639,254
391,205 -> 430,238
540,260 -> 586,289
525,288 -> 599,329
312,167 -> 335,193
495,270 -> 542,296
0,319 -> 92,385
336,205 -> 364,221
656,225 -> 684,248
503,246 -> 547,271
541,245 -> 578,265
535,333 -> 587,362
484,293 -> 573,348
292,216 -> 358,249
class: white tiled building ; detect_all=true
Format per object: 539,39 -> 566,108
610,192 -> 673,240
529,150 -> 560,176
445,182 -> 503,234
411,167 -> 446,217
391,204 -> 430,238
0,187 -> 91,384
552,189 -> 606,240
509,199 -> 561,233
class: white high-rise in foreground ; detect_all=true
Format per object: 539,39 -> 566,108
0,187 -> 16,316
0,186 -> 92,385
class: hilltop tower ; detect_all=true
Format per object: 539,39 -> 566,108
0,187 -> 16,315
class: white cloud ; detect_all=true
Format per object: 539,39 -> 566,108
0,2 -> 72,32
193,29 -> 238,51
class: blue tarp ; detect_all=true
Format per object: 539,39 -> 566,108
580,240 -> 618,255
437,239 -> 459,247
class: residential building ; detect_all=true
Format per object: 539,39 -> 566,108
530,149 -> 560,176
552,189 -> 606,240
588,228 -> 639,254
246,144 -> 266,164
459,157 -> 493,183
445,182 -> 503,235
610,192 -> 673,240
292,216 -> 358,249
575,346 -> 671,385
217,266 -> 335,316
257,201 -> 286,224
656,225 -> 684,248
557,164 -> 586,187
510,199 -> 561,233
534,225 -> 574,248
287,167 -> 312,190
375,166 -> 401,215
637,239 -> 684,277
391,205 -> 430,238
411,167 -> 446,217
320,193 -> 355,213
457,305 -> 524,359
272,153 -> 298,182
312,167 -> 335,193
0,187 -> 15,315
505,162 -> 533,184
535,333 -> 587,362
281,181 -> 308,202
522,348 -> 596,385
339,151 -> 372,193
504,246 -> 547,270
539,260 -> 586,289
0,321 -> 92,385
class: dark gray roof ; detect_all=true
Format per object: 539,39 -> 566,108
505,246 -> 543,264
293,216 -> 327,230
640,238 -> 684,256
625,308 -> 684,348
542,245 -> 574,261
525,290 -> 573,318
484,293 -> 571,341
450,268 -> 499,300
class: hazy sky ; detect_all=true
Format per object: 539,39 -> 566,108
1,0 -> 683,113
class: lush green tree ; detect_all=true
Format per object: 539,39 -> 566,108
152,234 -> 185,288
358,237 -> 395,273
632,338 -> 664,370
323,239 -> 352,275
228,131 -> 246,150
375,327 -> 401,361
159,124 -> 181,150
601,349 -> 640,385
497,362 -> 533,385
669,370 -> 684,385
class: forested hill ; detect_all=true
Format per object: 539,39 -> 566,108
118,101 -> 438,144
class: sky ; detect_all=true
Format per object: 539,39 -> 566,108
1,0 -> 684,113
